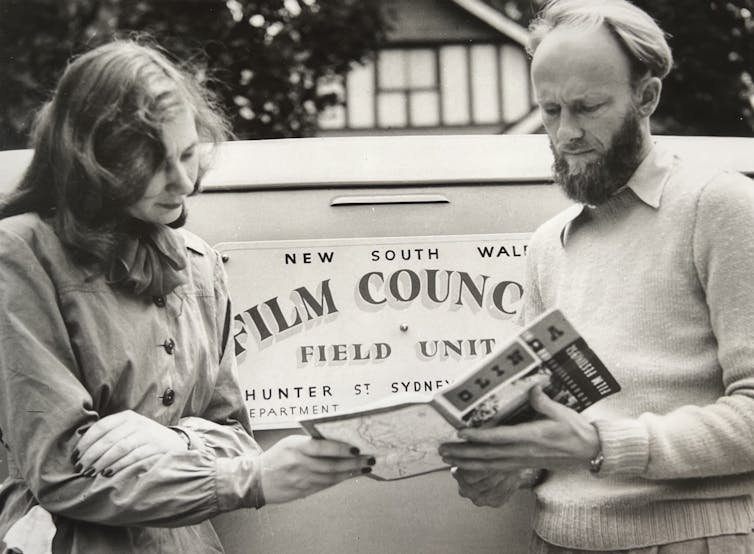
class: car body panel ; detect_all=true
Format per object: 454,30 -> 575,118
1,134 -> 753,553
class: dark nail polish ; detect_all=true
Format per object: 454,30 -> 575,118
71,449 -> 79,463
361,467 -> 372,474
77,427 -> 88,435
349,447 -> 360,456
102,468 -> 114,477
367,457 -> 376,466
83,467 -> 96,477
74,463 -> 83,473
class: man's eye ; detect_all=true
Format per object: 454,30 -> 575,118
541,106 -> 560,117
581,104 -> 602,113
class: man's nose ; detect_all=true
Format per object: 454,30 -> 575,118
556,111 -> 583,144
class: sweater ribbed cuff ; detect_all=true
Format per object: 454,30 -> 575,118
593,418 -> 649,476
215,455 -> 266,511
534,495 -> 754,550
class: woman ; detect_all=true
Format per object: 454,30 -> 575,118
0,40 -> 372,553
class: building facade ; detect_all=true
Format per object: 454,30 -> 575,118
318,0 -> 540,135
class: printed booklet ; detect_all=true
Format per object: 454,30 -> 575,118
299,308 -> 620,480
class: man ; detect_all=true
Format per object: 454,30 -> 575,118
439,0 -> 754,552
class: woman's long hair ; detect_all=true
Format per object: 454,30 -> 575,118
0,39 -> 231,267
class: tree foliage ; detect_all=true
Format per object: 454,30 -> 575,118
1,0 -> 752,149
494,0 -> 754,136
631,0 -> 754,136
0,0 -> 388,149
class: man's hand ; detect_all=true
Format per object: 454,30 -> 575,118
259,435 -> 374,504
440,386 -> 600,473
74,410 -> 187,477
451,467 -> 535,507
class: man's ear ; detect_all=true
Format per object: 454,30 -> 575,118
635,76 -> 662,117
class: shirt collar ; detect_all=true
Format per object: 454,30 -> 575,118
180,230 -> 207,256
558,143 -> 676,247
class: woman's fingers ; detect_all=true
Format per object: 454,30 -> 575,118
75,424 -> 138,470
80,434 -> 147,474
306,453 -> 375,474
101,445 -> 163,476
73,410 -> 187,476
75,410 -> 134,453
259,436 -> 374,504
301,437 -> 365,458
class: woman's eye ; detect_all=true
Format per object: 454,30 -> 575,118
180,149 -> 195,162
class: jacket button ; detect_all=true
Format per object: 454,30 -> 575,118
161,388 -> 175,406
153,296 -> 166,308
163,338 -> 176,355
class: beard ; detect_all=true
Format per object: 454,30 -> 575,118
551,109 -> 645,206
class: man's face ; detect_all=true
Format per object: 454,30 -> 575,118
531,25 -> 647,205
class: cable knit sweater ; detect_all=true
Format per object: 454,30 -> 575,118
519,145 -> 754,550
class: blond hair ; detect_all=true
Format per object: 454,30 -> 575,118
528,0 -> 673,81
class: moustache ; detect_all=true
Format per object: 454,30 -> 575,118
555,141 -> 593,156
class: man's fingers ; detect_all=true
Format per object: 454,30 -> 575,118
453,469 -> 495,486
456,425 -> 531,444
441,443 -> 541,461
529,386 -> 576,422
445,459 -> 529,472
473,489 -> 515,508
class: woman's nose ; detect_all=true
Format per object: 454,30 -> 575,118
167,161 -> 195,194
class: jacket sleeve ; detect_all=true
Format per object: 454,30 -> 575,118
173,249 -> 265,499
593,172 -> 754,480
0,227 -> 264,528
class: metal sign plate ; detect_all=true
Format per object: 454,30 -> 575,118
218,233 -> 530,429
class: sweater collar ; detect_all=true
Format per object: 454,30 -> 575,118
559,143 -> 677,247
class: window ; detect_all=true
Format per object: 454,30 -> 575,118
318,43 -> 533,132
376,48 -> 440,128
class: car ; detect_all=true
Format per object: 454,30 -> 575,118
1,134 -> 753,554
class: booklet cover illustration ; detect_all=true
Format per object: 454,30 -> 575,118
299,308 -> 620,480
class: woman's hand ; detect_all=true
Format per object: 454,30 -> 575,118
259,435 -> 375,504
439,386 -> 600,472
73,410 -> 187,477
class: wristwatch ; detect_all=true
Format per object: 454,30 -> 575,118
589,422 -> 604,473
589,451 -> 604,474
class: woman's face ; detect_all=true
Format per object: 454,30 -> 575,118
126,108 -> 199,225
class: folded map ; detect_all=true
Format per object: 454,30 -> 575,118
299,308 -> 620,480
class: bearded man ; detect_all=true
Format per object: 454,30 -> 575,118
439,1 -> 754,552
